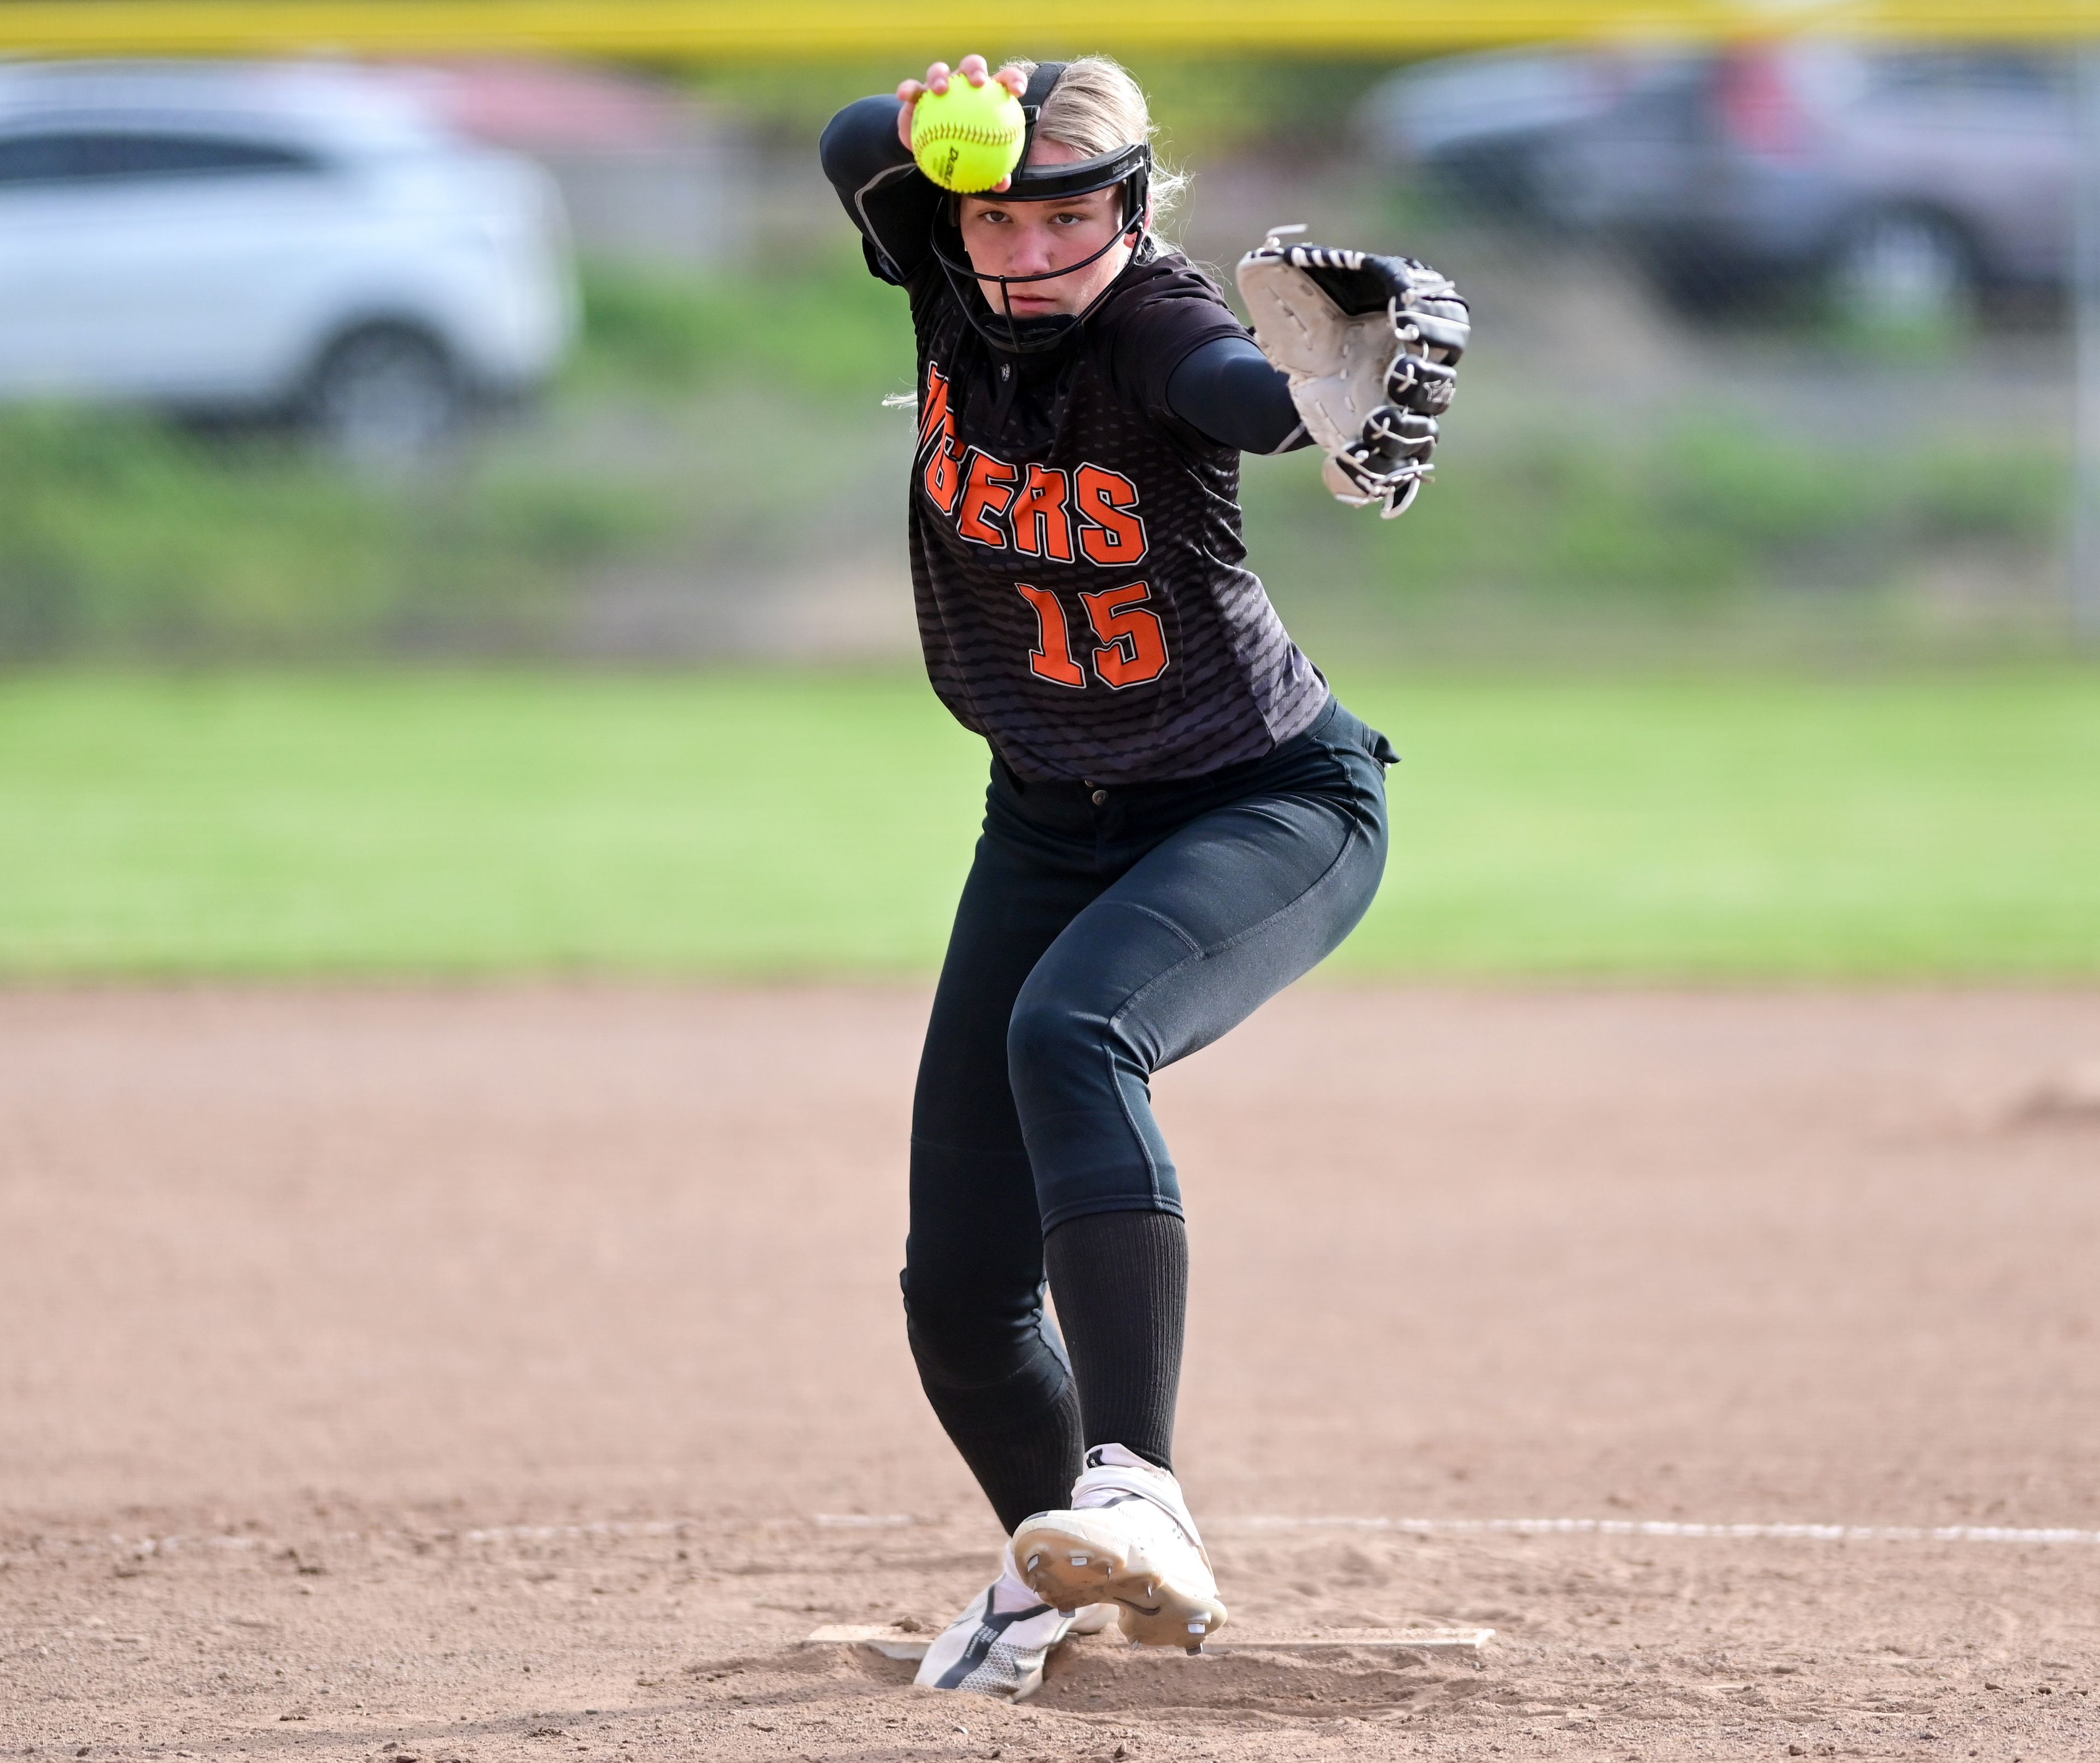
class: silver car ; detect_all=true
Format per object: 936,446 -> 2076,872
0,60 -> 579,456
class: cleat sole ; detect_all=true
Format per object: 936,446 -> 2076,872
1011,1511 -> 1227,1651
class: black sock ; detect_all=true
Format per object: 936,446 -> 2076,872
907,1306 -> 1085,1535
918,1383 -> 1084,1537
1042,1209 -> 1187,1473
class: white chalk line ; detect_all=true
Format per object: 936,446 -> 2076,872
4,1521 -> 701,1560
459,1520 -> 689,1544
1212,1516 -> 2100,1546
812,1514 -> 2100,1547
18,1512 -> 2095,1560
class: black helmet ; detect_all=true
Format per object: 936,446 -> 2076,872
928,61 -> 1153,356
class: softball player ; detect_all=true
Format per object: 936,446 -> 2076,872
820,53 -> 1466,1699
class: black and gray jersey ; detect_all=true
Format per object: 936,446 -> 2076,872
822,97 -> 1327,784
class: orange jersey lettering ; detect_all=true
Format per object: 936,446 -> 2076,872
1074,464 -> 1148,566
1081,581 -> 1171,689
918,362 -> 954,455
955,451 -> 1018,549
1014,585 -> 1087,689
923,443 -> 964,515
916,362 -> 966,515
1009,464 -> 1075,562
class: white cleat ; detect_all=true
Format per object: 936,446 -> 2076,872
1011,1443 -> 1228,1651
912,1547 -> 1114,1700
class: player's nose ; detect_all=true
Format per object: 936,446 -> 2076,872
1006,220 -> 1060,275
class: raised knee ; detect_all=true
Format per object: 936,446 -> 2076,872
902,1271 -> 1040,1389
903,1301 -> 981,1389
1006,987 -> 1095,1083
901,1270 -> 1070,1429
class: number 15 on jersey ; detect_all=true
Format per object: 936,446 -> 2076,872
1015,581 -> 1170,692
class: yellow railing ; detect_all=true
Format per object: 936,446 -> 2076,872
0,0 -> 2096,57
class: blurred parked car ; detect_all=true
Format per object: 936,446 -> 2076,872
0,61 -> 578,458
1361,46 -> 1699,223
378,60 -> 748,269
1367,47 -> 2074,323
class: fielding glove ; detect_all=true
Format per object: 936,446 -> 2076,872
1236,230 -> 1469,519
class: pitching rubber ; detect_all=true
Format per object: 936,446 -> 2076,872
1011,1509 -> 1228,1651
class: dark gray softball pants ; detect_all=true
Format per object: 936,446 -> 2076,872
903,694 -> 1395,1442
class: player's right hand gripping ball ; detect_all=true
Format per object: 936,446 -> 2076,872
1236,236 -> 1470,519
911,76 -> 1026,193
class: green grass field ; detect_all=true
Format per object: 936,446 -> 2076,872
1,668 -> 2095,979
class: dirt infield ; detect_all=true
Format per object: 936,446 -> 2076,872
3,985 -> 2097,1761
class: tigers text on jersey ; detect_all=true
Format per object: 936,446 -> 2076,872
902,250 -> 1327,784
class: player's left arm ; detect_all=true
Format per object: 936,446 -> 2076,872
1164,338 -> 1310,455
1117,287 -> 1307,456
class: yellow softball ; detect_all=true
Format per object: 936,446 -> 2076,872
911,77 -> 1025,194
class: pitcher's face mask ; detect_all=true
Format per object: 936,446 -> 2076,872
927,61 -> 1154,356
